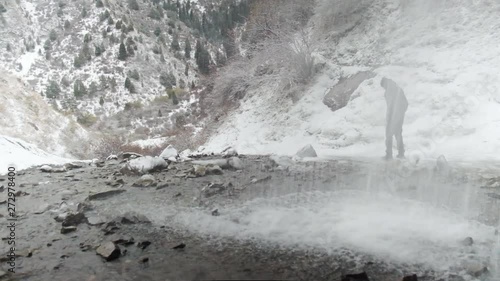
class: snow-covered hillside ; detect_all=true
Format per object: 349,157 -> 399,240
204,0 -> 500,163
0,69 -> 89,158
0,135 -> 74,174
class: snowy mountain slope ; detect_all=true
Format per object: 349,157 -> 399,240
0,69 -> 89,158
0,135 -> 74,174
204,0 -> 500,163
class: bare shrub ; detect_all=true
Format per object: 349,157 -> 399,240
120,143 -> 166,156
314,0 -> 371,36
89,134 -> 124,159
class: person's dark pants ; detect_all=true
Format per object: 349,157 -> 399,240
385,116 -> 405,158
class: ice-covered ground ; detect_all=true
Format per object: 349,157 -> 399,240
0,135 -> 74,175
203,0 -> 500,165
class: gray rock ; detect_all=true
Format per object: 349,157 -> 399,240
60,226 -> 77,234
192,165 -> 206,177
87,215 -> 106,226
62,212 -> 88,227
160,145 -> 178,160
206,165 -> 223,175
222,146 -> 238,157
323,71 -> 376,112
0,270 -> 6,278
461,237 -> 474,246
87,189 -> 126,201
228,157 -> 243,170
96,242 -> 121,261
463,261 -> 488,277
123,156 -> 167,175
118,152 -> 143,161
296,144 -> 317,158
115,212 -> 151,224
39,165 -> 53,172
64,162 -> 85,170
132,174 -> 156,187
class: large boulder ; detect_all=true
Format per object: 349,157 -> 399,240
160,145 -> 178,161
120,156 -> 167,175
295,144 -> 317,158
323,71 -> 376,112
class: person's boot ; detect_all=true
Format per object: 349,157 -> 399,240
396,154 -> 405,159
383,154 -> 393,161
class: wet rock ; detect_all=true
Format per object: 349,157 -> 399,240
132,174 -> 156,187
137,241 -> 151,250
87,215 -> 105,226
250,175 -> 272,184
115,212 -> 151,224
114,237 -> 135,246
172,243 -> 186,250
192,159 -> 232,169
461,237 -> 474,246
402,274 -> 418,281
103,222 -> 120,235
228,157 -> 243,170
193,165 -> 206,177
463,261 -> 488,277
60,226 -> 77,234
96,242 -> 121,261
40,165 -> 67,173
87,189 -> 126,201
206,165 -> 224,175
179,149 -> 193,161
211,209 -> 220,216
122,156 -> 167,175
341,272 -> 370,281
156,183 -> 169,190
487,193 -> 500,200
118,152 -> 143,161
323,71 -> 376,112
201,183 -> 228,198
160,145 -> 178,160
105,178 -> 125,187
295,144 -> 317,158
64,162 -> 85,170
62,212 -> 88,227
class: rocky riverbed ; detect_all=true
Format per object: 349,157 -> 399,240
1,152 -> 500,281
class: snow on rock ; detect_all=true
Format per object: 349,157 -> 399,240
122,156 -> 167,175
0,135 -> 74,175
203,0 -> 500,164
295,144 -> 318,158
160,145 -> 178,160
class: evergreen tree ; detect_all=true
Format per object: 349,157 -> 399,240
184,38 -> 191,59
99,75 -> 108,90
184,64 -> 189,76
81,7 -> 87,18
64,20 -> 71,29
158,109 -> 162,117
74,54 -> 84,68
127,44 -> 135,56
89,82 -> 99,95
128,0 -> 139,10
46,80 -> 61,99
154,27 -> 161,37
118,43 -> 127,60
84,33 -> 92,43
0,3 -> 6,13
95,44 -> 103,56
124,77 -> 131,89
82,43 -> 92,61
96,0 -> 104,8
216,49 -> 226,66
49,29 -> 57,41
107,16 -> 114,25
73,79 -> 87,98
109,77 -> 117,92
115,20 -> 122,30
99,96 -> 105,106
171,33 -> 180,51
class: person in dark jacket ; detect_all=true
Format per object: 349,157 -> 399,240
381,77 -> 408,160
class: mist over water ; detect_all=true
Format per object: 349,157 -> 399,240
160,160 -> 500,279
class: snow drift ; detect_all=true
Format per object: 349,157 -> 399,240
204,0 -> 500,164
